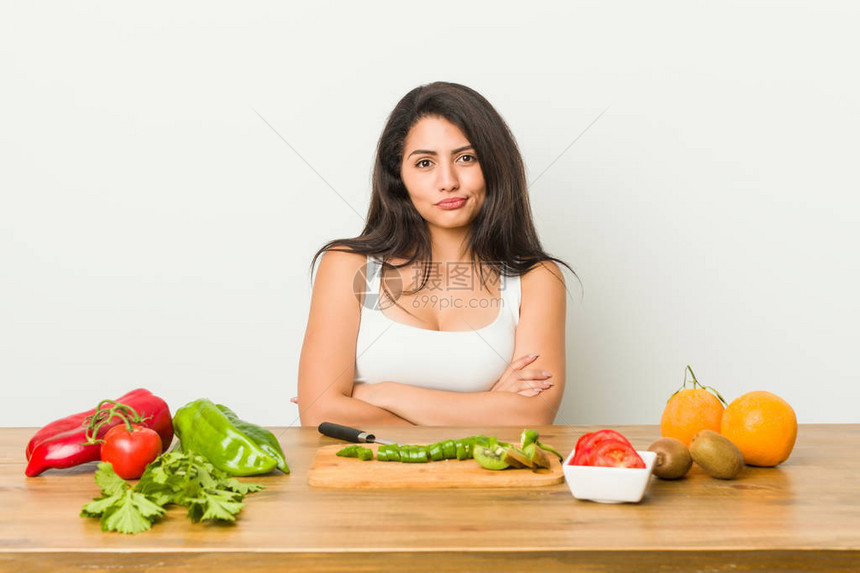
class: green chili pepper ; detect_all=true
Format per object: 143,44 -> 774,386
336,444 -> 373,460
522,443 -> 535,458
533,438 -> 562,461
400,445 -> 429,463
519,428 -> 563,462
520,429 -> 539,449
455,441 -> 467,460
336,445 -> 359,457
384,445 -> 401,462
472,435 -> 492,448
427,442 -> 444,462
461,437 -> 477,458
217,404 -> 289,473
536,442 -> 563,462
173,398 -> 280,476
441,440 -> 457,459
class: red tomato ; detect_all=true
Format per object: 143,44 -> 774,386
591,439 -> 646,468
100,424 -> 162,479
571,429 -> 635,466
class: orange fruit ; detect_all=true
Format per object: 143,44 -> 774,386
661,389 -> 725,446
660,366 -> 726,447
721,391 -> 797,467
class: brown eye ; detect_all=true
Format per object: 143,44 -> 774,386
458,154 -> 477,164
416,159 -> 433,168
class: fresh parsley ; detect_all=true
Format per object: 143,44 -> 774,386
81,451 -> 265,534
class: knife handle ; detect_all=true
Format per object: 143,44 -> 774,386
318,422 -> 377,444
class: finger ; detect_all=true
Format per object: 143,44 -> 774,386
513,368 -> 552,381
511,353 -> 540,370
517,387 -> 543,397
498,354 -> 540,382
517,379 -> 553,392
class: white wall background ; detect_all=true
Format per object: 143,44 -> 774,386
2,1 -> 858,428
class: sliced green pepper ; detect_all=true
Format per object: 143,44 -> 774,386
400,445 -> 429,463
328,430 -> 561,468
336,445 -> 360,457
427,442 -> 444,462
336,444 -> 373,460
377,444 -> 399,462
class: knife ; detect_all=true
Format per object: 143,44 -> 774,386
317,422 -> 396,445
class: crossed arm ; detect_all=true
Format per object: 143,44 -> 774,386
296,251 -> 567,427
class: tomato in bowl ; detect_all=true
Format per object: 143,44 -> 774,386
563,429 -> 656,503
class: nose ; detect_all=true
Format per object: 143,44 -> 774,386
436,160 -> 459,192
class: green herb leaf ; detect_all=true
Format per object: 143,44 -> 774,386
101,490 -> 159,535
94,462 -> 129,496
134,480 -> 176,507
221,477 -> 265,495
187,489 -> 244,523
194,462 -> 219,489
80,492 -> 124,517
129,491 -> 167,520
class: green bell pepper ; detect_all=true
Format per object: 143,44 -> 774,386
173,398 -> 285,476
217,404 -> 289,473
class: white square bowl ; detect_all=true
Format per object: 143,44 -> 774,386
562,450 -> 657,503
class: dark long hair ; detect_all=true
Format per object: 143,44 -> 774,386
310,81 -> 573,295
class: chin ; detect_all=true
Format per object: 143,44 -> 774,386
430,218 -> 477,231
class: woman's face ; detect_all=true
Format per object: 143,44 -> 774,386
400,116 -> 486,233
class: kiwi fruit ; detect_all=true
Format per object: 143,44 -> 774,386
689,430 -> 745,480
473,445 -> 510,470
528,446 -> 552,469
503,448 -> 533,469
647,437 -> 693,480
503,446 -> 552,470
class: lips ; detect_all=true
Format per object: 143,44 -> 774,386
436,197 -> 467,208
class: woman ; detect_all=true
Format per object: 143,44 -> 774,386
297,82 -> 572,426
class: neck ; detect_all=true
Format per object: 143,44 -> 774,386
427,226 -> 473,263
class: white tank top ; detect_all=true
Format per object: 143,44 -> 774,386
354,256 -> 521,392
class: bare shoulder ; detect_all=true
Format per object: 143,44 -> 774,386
518,261 -> 567,321
316,248 -> 367,279
521,260 -> 566,292
312,248 -> 369,310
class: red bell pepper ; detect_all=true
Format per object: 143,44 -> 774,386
25,388 -> 173,477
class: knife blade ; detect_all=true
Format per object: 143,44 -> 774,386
317,422 -> 396,445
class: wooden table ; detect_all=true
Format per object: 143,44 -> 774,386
1,425 -> 858,572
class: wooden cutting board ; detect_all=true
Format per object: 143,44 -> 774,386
307,444 -> 564,488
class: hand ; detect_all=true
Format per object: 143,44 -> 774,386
491,353 -> 553,397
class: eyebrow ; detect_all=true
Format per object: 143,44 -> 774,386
406,145 -> 474,159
